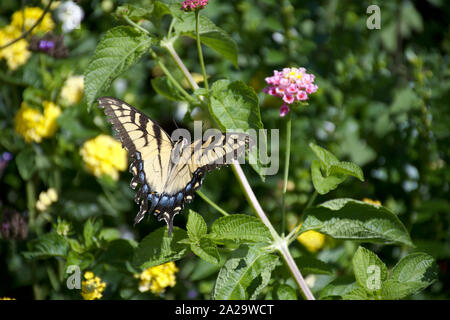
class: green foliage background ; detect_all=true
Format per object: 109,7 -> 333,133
0,0 -> 449,299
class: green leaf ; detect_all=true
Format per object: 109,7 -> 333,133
319,276 -> 359,299
213,245 -> 279,300
342,287 -> 369,300
209,214 -> 272,244
191,238 -> 220,265
65,251 -> 94,271
329,161 -> 364,182
311,159 -> 346,195
151,76 -> 186,101
274,284 -> 297,300
16,148 -> 36,180
388,252 -> 438,296
23,233 -> 69,259
209,79 -> 265,180
115,4 -> 152,21
309,142 -> 339,174
352,246 -> 388,293
98,228 -> 121,242
294,256 -> 334,275
380,280 -> 417,300
83,219 -> 102,249
84,26 -> 153,108
209,80 -> 263,131
132,226 -> 190,269
186,210 -> 208,243
100,239 -> 136,267
301,198 -> 413,246
174,14 -> 238,67
309,143 -> 364,194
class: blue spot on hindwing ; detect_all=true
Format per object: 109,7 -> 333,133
139,172 -> 145,183
176,192 -> 184,202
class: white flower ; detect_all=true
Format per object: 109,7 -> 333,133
56,1 -> 84,33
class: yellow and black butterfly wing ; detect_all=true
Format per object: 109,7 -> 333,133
97,97 -> 174,225
157,132 -> 250,232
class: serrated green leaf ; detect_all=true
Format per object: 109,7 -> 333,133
65,251 -> 94,271
319,276 -> 359,299
329,161 -> 364,181
389,252 -> 437,295
132,226 -> 190,269
209,214 -> 272,244
380,279 -> 418,300
23,233 -> 69,259
301,198 -> 413,246
84,26 -> 153,108
213,245 -> 279,300
342,287 -> 369,300
98,228 -> 120,242
174,14 -> 238,67
83,219 -> 102,249
309,142 -> 339,174
209,80 -> 263,131
295,256 -> 334,275
186,210 -> 207,242
16,148 -> 36,180
191,238 -> 220,264
274,284 -> 297,300
352,246 -> 388,293
311,159 -> 346,194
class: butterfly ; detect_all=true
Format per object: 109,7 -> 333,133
98,97 -> 251,235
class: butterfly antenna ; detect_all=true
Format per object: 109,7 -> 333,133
172,118 -> 179,130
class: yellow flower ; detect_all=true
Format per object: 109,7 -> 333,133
0,297 -> 16,300
81,272 -> 106,300
60,75 -> 84,105
36,188 -> 58,211
80,134 -> 127,180
135,262 -> 179,295
0,25 -> 31,70
295,223 -> 326,253
11,7 -> 55,35
14,101 -> 62,143
362,198 -> 382,206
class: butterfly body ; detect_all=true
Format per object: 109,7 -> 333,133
98,97 -> 249,235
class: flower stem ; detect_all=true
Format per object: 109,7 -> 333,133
281,112 -> 292,235
195,10 -> 209,92
149,50 -> 196,104
196,190 -> 229,216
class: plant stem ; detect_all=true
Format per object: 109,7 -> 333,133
163,40 -> 199,92
305,190 -> 317,210
281,113 -> 292,235
287,190 -> 318,245
149,50 -> 196,104
195,11 -> 209,92
123,16 -> 150,35
196,190 -> 229,216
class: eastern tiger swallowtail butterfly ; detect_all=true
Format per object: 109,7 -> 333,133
98,97 -> 251,235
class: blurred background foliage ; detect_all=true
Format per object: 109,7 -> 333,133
0,0 -> 449,299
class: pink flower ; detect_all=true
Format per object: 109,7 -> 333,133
280,104 -> 290,117
297,91 -> 308,101
283,94 -> 295,104
263,66 -> 318,117
181,0 -> 209,11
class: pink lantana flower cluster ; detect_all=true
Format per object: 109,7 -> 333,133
181,0 -> 209,11
264,67 -> 318,117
